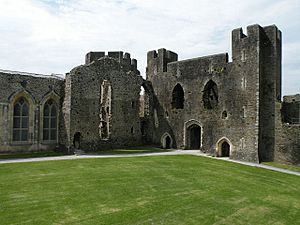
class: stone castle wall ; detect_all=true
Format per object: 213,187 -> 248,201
0,24 -> 299,165
64,52 -> 144,151
0,71 -> 64,152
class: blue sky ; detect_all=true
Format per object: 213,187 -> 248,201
0,0 -> 299,95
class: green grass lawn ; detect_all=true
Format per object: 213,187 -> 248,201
0,155 -> 299,225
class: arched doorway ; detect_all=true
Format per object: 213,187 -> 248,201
165,136 -> 171,149
161,133 -> 173,149
187,124 -> 201,149
221,141 -> 230,157
217,138 -> 231,157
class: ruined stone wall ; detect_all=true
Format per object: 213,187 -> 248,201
281,94 -> 300,124
146,25 -> 282,163
0,71 -> 64,152
276,124 -> 300,165
275,102 -> 300,164
65,52 -> 143,150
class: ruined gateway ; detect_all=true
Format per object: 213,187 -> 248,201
0,24 -> 299,164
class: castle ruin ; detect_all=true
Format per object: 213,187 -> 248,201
0,24 -> 299,164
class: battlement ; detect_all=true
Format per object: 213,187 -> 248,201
147,49 -> 178,61
147,48 -> 178,73
85,51 -> 138,71
232,24 -> 281,44
283,94 -> 300,103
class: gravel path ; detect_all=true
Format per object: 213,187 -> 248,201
0,150 -> 299,177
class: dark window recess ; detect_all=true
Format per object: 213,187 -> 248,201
203,80 -> 218,109
222,111 -> 228,119
171,84 -> 184,109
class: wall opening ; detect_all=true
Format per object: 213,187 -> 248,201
188,124 -> 201,149
171,83 -> 184,109
222,110 -> 228,119
73,132 -> 81,149
99,80 -> 111,139
221,142 -> 230,156
165,136 -> 171,149
161,133 -> 172,149
217,138 -> 231,157
203,80 -> 218,109
139,86 -> 150,118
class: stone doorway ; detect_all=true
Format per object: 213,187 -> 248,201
161,132 -> 172,149
165,136 -> 171,149
217,138 -> 231,157
221,141 -> 230,157
188,124 -> 201,149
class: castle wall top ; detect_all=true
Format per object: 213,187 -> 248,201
283,94 -> 300,103
0,69 -> 64,80
85,51 -> 138,72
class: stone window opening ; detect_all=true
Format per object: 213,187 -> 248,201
203,80 -> 218,109
165,111 -> 169,119
171,83 -> 184,109
100,80 -> 112,139
241,138 -> 245,150
222,110 -> 228,119
154,109 -> 159,128
139,86 -> 150,118
241,77 -> 247,89
43,99 -> 58,141
242,106 -> 246,118
241,49 -> 246,62
131,127 -> 134,134
13,97 -> 29,142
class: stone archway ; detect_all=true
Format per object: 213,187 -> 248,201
216,137 -> 232,157
161,132 -> 173,149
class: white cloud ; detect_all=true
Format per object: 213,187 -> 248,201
0,0 -> 299,95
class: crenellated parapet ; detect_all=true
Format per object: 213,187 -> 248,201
85,51 -> 139,73
147,48 -> 178,77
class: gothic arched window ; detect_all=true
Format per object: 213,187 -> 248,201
13,97 -> 29,141
172,84 -> 184,109
43,99 -> 57,141
203,80 -> 218,109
